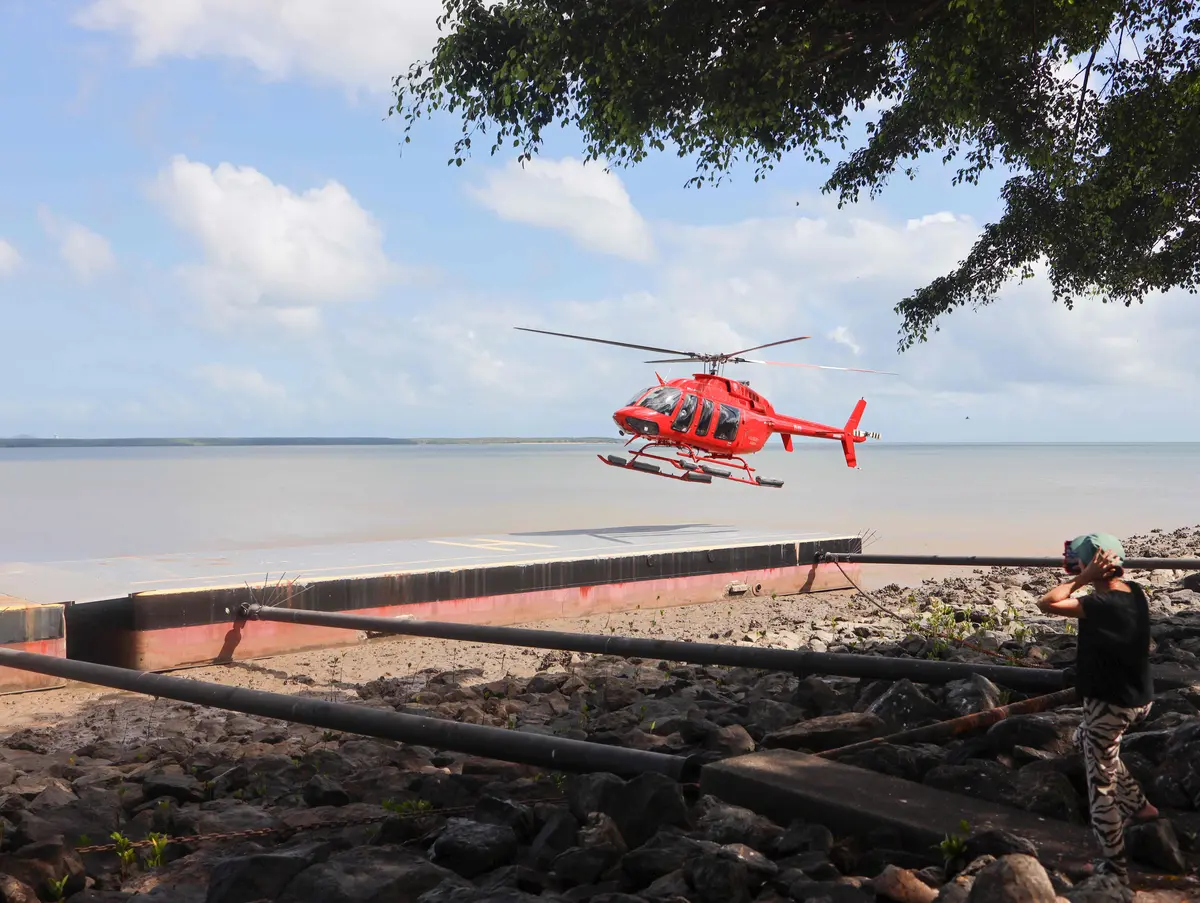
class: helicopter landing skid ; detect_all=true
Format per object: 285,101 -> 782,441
597,442 -> 784,488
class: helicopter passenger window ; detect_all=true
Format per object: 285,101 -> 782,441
671,394 -> 698,432
694,399 -> 714,436
638,386 -> 682,415
713,403 -> 740,441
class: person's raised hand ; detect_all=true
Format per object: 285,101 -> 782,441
1081,548 -> 1121,582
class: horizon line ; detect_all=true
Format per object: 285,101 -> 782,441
3,437 -> 1200,448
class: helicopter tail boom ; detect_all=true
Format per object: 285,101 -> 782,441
767,398 -> 880,469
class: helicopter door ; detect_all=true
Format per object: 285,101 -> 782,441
671,394 -> 698,433
713,403 -> 741,441
694,398 -> 714,436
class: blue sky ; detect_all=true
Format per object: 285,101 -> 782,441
1,0 -> 1195,443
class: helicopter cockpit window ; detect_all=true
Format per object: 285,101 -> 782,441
694,398 -> 714,436
638,386 -> 682,415
713,403 -> 740,441
626,388 -> 652,406
671,394 -> 698,432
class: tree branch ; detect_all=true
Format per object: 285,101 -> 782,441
1070,42 -> 1101,160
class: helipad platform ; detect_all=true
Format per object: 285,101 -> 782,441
0,524 -> 861,673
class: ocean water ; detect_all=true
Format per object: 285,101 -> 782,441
1,442 -> 1198,568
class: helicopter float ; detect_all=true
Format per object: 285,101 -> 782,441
516,327 -> 895,489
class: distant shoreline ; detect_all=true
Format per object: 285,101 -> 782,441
2,438 -> 1198,449
0,437 -> 621,449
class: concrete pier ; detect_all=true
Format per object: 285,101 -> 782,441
0,524 -> 860,673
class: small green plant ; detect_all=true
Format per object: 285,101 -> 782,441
938,819 -> 971,867
47,875 -> 70,901
111,831 -> 137,876
551,772 -> 566,792
382,798 -> 433,815
77,834 -> 90,846
143,833 -> 169,869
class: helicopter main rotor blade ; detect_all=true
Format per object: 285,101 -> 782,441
744,358 -> 899,375
515,327 -> 697,358
724,336 -> 811,358
643,357 -> 707,364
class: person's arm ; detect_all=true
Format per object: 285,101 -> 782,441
1038,576 -> 1089,618
1037,548 -> 1121,618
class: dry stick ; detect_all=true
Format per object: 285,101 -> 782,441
817,687 -> 1080,760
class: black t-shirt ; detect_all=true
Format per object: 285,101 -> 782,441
1075,580 -> 1153,707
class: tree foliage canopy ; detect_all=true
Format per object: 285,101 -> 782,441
392,0 -> 1200,350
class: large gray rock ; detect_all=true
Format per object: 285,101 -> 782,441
866,679 -> 943,732
683,853 -> 751,903
1062,874 -> 1133,903
985,715 -> 1076,758
428,818 -> 519,878
277,846 -> 461,903
965,854 -> 1056,903
873,864 -> 939,903
692,796 -> 783,851
620,829 -> 717,889
1125,817 -> 1187,873
0,873 -> 38,903
205,842 -> 332,903
945,675 -> 1002,718
566,772 -> 688,849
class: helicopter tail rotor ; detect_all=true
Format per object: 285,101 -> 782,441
839,398 -> 883,469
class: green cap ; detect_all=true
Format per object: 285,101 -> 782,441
1066,533 -> 1125,568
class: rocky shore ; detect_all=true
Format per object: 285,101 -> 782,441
1,526 -> 1198,902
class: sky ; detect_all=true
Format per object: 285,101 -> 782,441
0,1 -> 1196,443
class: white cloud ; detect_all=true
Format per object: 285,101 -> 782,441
151,155 -> 398,332
195,364 -> 287,401
828,326 -> 862,356
0,240 -> 20,277
74,0 -> 446,94
37,208 -> 117,283
467,157 -> 656,262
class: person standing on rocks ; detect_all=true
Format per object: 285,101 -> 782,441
1037,532 -> 1159,882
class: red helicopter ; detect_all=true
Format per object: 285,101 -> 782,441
516,327 -> 895,488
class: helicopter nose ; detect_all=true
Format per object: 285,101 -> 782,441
615,406 -> 661,437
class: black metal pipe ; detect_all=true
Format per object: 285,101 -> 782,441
0,648 -> 700,782
817,552 -> 1200,570
243,603 -> 1067,692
